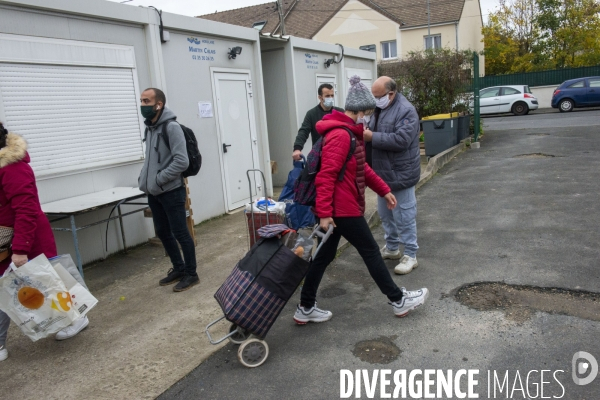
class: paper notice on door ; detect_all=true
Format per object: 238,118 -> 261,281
198,102 -> 213,118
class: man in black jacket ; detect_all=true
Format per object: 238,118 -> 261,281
292,83 -> 344,160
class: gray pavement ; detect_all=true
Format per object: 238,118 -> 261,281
159,111 -> 600,399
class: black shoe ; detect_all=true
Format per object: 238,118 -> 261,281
173,274 -> 200,292
159,268 -> 185,286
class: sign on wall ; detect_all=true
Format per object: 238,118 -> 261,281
188,37 -> 216,62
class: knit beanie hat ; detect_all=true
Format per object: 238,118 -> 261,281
345,75 -> 376,111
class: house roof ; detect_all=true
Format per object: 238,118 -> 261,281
198,0 -> 468,37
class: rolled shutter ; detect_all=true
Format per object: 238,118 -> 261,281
0,62 -> 144,176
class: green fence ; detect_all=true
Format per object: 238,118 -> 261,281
480,65 -> 600,88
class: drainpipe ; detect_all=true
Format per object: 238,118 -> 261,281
455,21 -> 459,50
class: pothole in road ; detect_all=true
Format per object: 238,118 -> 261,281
352,336 -> 401,364
455,282 -> 600,324
513,153 -> 560,159
320,286 -> 347,299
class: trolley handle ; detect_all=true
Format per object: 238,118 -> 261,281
246,169 -> 271,248
312,224 -> 334,242
310,224 -> 334,260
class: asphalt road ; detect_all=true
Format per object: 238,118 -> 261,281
159,110 -> 600,400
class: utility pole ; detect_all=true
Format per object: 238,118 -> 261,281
276,0 -> 286,36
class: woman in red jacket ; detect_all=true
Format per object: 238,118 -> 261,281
0,124 -> 88,361
293,77 -> 429,324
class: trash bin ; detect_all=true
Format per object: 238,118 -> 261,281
421,114 -> 459,156
457,114 -> 471,142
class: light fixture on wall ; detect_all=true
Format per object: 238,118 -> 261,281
325,43 -> 345,68
228,46 -> 243,60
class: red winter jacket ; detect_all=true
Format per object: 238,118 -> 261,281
314,110 -> 391,218
0,133 -> 57,274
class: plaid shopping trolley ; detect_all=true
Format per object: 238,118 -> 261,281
205,224 -> 333,368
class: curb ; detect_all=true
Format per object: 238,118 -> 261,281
336,139 -> 469,253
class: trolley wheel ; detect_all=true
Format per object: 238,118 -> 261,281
228,323 -> 251,345
237,338 -> 269,368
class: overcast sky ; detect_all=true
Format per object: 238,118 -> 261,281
106,0 -> 499,22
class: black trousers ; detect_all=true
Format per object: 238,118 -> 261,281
300,216 -> 403,308
147,186 -> 197,276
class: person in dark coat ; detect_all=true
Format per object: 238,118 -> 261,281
364,76 -> 421,275
0,124 -> 89,361
292,83 -> 344,161
292,77 -> 428,325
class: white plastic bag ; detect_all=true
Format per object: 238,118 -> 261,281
0,254 -> 80,341
49,255 -> 98,317
245,198 -> 286,215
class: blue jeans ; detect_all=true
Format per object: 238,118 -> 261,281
377,186 -> 419,258
148,186 -> 197,276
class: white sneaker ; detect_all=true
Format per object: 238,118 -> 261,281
55,316 -> 89,341
394,255 -> 418,275
381,246 -> 401,260
293,304 -> 333,324
391,287 -> 429,317
0,345 -> 7,362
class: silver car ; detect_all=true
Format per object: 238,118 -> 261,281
474,85 -> 539,116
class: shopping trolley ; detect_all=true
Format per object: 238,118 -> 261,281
205,224 -> 333,368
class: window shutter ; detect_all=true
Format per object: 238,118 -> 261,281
0,63 -> 144,177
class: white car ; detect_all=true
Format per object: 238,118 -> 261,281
473,85 -> 539,116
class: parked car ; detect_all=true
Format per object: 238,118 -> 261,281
551,76 -> 600,112
472,85 -> 539,116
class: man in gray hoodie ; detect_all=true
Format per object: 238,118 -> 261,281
138,88 -> 198,292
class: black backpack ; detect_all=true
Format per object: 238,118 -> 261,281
146,120 -> 202,178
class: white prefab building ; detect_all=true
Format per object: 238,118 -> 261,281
259,36 -> 377,185
0,0 -> 271,264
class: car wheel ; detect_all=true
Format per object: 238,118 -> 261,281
512,102 -> 528,116
559,99 -> 574,112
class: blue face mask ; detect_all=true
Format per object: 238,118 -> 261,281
323,98 -> 335,108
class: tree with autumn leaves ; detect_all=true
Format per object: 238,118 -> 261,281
483,0 -> 600,74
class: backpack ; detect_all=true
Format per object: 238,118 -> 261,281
293,127 -> 356,207
148,120 -> 202,178
278,158 -> 316,230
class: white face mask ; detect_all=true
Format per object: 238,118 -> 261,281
357,114 -> 371,126
376,94 -> 391,109
323,97 -> 335,108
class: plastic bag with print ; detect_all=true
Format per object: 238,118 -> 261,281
0,254 -> 80,341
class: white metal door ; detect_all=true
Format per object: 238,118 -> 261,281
345,68 -> 373,90
316,74 -> 337,104
212,71 -> 261,210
